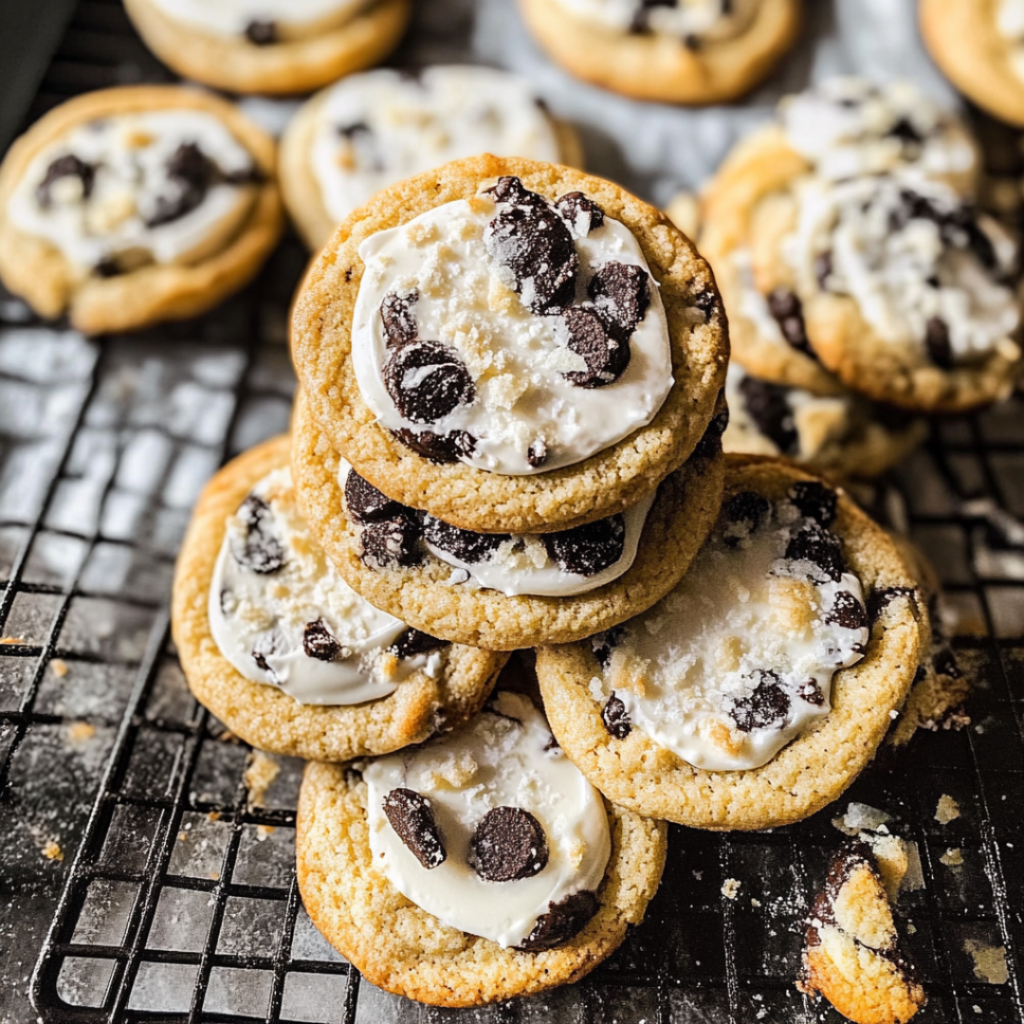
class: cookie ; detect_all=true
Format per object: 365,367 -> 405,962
0,86 -> 283,335
518,0 -> 802,105
123,0 -> 410,95
296,690 -> 667,1006
290,389 -> 725,649
800,843 -> 926,1024
700,78 -> 981,396
724,363 -> 927,479
535,456 -> 924,831
921,0 -> 1024,128
291,154 -> 728,535
280,66 -> 584,251
171,435 -> 506,762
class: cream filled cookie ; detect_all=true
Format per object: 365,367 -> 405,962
172,436 -> 506,761
518,0 -> 802,105
724,364 -> 927,479
536,457 -> 924,830
921,0 -> 1024,128
290,389 -> 726,649
123,0 -> 410,95
700,78 -> 980,396
0,86 -> 282,334
296,691 -> 667,1006
291,155 -> 728,534
280,66 -> 582,250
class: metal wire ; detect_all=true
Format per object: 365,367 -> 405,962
0,1 -> 1021,1021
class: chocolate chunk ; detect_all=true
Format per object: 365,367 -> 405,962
924,316 -> 953,369
867,585 -> 916,625
517,891 -> 601,952
36,154 -> 95,207
738,375 -> 798,455
244,19 -> 277,44
815,251 -> 833,290
360,512 -> 422,570
344,469 -> 405,523
692,287 -> 720,320
423,515 -> 505,564
382,340 -> 476,425
588,261 -> 651,339
390,427 -> 476,463
692,404 -> 729,460
252,629 -> 283,679
543,515 -> 626,576
388,627 -> 447,659
485,176 -> 579,314
383,788 -> 446,869
722,490 -> 772,540
147,142 -> 215,228
601,694 -> 632,739
798,679 -> 825,706
338,121 -> 372,139
785,523 -> 845,582
766,288 -> 814,357
380,290 -> 419,348
303,619 -> 343,661
826,591 -> 868,631
555,192 -> 605,235
888,116 -> 923,146
788,480 -> 837,526
933,647 -> 962,680
527,439 -> 549,468
230,494 -> 286,574
471,806 -> 549,882
730,670 -> 791,732
93,255 -> 126,278
591,625 -> 626,669
562,307 -> 631,388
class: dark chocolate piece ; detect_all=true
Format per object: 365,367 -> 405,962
555,192 -> 605,235
601,694 -> 632,739
380,290 -> 419,348
543,514 -> 626,576
383,788 -> 446,869
244,19 -> 277,44
785,523 -> 845,582
924,316 -> 953,369
344,469 -> 405,523
867,585 -> 917,625
360,512 -> 422,570
36,154 -> 95,207
562,306 -> 631,388
721,490 -> 772,542
422,515 -> 505,564
303,619 -> 343,661
588,261 -> 651,339
788,480 -> 837,527
591,625 -> 626,669
738,375 -> 799,455
471,806 -> 549,882
730,670 -> 791,732
826,591 -> 868,631
517,891 -> 601,951
146,142 -> 217,228
382,340 -> 476,425
390,427 -> 477,463
388,627 -> 447,660
766,287 -> 815,357
527,439 -> 549,468
230,494 -> 286,574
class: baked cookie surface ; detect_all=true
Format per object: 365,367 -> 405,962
291,154 -> 728,534
123,0 -> 411,95
0,86 -> 283,334
518,0 -> 802,105
291,390 -> 726,650
921,0 -> 1024,128
172,435 -> 506,762
280,66 -> 582,250
296,693 -> 667,1007
535,455 -> 924,830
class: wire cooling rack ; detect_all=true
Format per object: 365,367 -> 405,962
0,1 -> 1022,1021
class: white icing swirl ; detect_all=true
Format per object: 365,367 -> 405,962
145,0 -> 365,39
7,110 -> 256,272
364,691 -> 611,949
551,0 -> 752,42
352,190 -> 673,476
210,468 -> 443,705
780,79 -> 977,183
310,67 -> 562,226
591,489 -> 869,771
784,173 -> 1021,362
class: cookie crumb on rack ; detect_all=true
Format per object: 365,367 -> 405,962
41,840 -> 63,862
935,794 -> 961,824
50,658 -> 69,677
964,939 -> 1009,984
940,848 -> 963,867
721,878 -> 741,900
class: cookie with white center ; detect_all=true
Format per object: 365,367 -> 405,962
122,0 -> 410,95
800,843 -> 926,1024
172,436 -> 506,762
290,388 -> 725,650
296,691 -> 667,1006
535,456 -> 924,831
291,154 -> 728,535
0,86 -> 282,334
921,0 -> 1024,128
518,0 -> 802,105
724,363 -> 927,479
699,78 -> 981,397
280,66 -> 583,250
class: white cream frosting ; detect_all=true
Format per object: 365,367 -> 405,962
780,79 -> 977,183
8,110 -> 256,272
364,691 -> 611,948
551,0 -> 752,42
210,468 -> 444,706
997,0 -> 1024,83
145,0 -> 365,38
352,190 -> 673,476
591,488 -> 869,771
785,173 -> 1021,362
310,67 -> 562,225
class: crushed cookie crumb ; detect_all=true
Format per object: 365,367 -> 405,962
256,824 -> 276,842
964,939 -> 1009,984
178,831 -> 188,842
50,658 -> 69,677
721,878 -> 741,900
207,811 -> 222,822
0,636 -> 25,645
66,721 -> 95,743
42,840 -> 63,861
940,847 -> 963,867
935,794 -> 961,825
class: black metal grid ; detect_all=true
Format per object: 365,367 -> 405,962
0,1 -> 1021,1021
